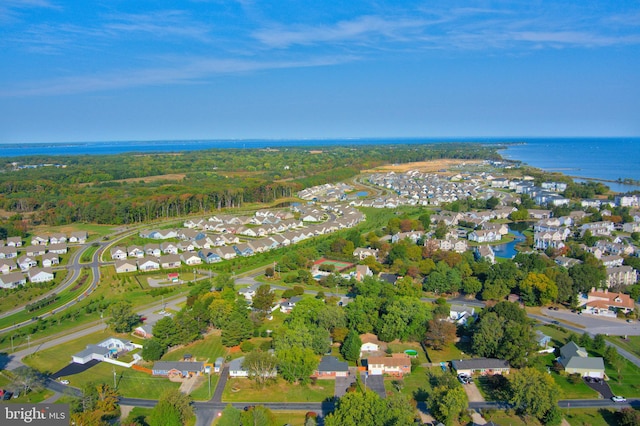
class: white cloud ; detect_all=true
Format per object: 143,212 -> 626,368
0,55 -> 357,97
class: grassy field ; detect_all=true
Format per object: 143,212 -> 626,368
387,341 -> 428,364
562,408 -> 619,426
222,378 -> 334,402
606,335 -> 640,358
160,332 -> 228,363
383,365 -> 430,402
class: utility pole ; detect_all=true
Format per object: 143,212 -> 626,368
26,335 -> 31,350
113,367 -> 117,388
10,334 -> 14,352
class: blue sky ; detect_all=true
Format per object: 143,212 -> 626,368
1,0 -> 639,143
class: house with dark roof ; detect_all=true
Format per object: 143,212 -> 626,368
314,356 -> 349,379
72,337 -> 139,364
451,358 -> 510,376
557,341 -> 605,378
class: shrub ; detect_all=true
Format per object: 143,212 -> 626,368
240,341 -> 255,352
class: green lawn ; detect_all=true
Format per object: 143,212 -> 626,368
562,408 -> 619,426
606,335 -> 640,358
222,378 -> 334,402
160,332 -> 228,363
482,409 -> 542,426
188,373 -> 220,401
383,365 -> 429,402
387,341 -> 428,364
605,356 -> 640,397
425,339 -> 471,363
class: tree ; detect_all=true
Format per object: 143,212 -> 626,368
325,390 -> 415,426
142,338 -> 166,361
519,272 -> 558,306
508,367 -> 560,422
427,383 -> 468,426
252,284 -> 275,319
217,404 -> 242,426
12,366 -> 44,396
148,389 -> 193,426
424,317 -> 457,351
593,334 -> 606,352
341,329 -> 362,362
222,308 -> 253,347
240,406 -> 277,426
107,301 -> 140,333
243,350 -> 278,388
152,316 -> 179,347
276,346 -> 318,384
618,407 -> 640,426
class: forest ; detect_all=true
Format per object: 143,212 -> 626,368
0,143 -> 501,228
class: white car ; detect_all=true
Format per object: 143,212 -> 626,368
611,396 -> 626,403
60,379 -> 69,385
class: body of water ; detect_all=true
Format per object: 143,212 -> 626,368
493,229 -> 526,259
499,137 -> 640,192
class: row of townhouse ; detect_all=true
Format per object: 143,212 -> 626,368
0,267 -> 54,289
24,231 -> 87,246
0,237 -> 23,247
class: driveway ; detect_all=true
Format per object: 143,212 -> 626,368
361,372 -> 386,399
335,371 -> 356,398
463,381 -> 485,402
583,377 -> 614,399
51,359 -> 101,379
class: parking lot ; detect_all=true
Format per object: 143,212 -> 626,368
542,309 -> 640,336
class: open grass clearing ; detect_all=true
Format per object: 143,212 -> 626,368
606,335 -> 640,358
387,341 -> 428,364
160,332 -> 228,363
562,407 -> 620,426
222,378 -> 334,403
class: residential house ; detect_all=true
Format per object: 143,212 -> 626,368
133,324 -> 154,339
474,245 -> 495,264
110,246 -> 128,260
180,251 -> 202,265
26,246 -> 46,257
367,354 -> 411,377
30,235 -> 49,246
160,242 -> 179,255
0,259 -> 18,274
17,255 -> 38,271
6,236 -> 22,247
579,288 -> 635,316
0,272 -> 26,289
49,233 -> 67,244
468,230 -> 501,243
228,357 -> 249,378
127,246 -> 145,258
28,267 -> 54,283
216,245 -> 237,260
47,243 -> 68,254
198,249 -> 221,264
557,341 -> 605,378
143,243 -> 162,257
69,231 -> 87,244
138,258 -> 160,272
72,337 -> 139,364
355,265 -> 373,282
353,247 -> 379,260
359,333 -> 386,358
239,284 -> 260,301
152,361 -> 204,378
449,305 -> 475,325
114,259 -> 137,274
0,246 -> 18,259
159,254 -> 181,269
451,358 -> 510,376
280,296 -> 302,313
314,356 -> 349,379
535,330 -> 552,348
554,256 -> 581,268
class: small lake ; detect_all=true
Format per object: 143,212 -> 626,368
493,223 -> 529,259
356,191 -> 368,197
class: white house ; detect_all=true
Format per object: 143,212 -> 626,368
28,267 -> 54,283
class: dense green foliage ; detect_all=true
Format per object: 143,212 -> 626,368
0,144 -> 499,226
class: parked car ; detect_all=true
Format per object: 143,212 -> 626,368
60,379 -> 69,385
2,391 -> 13,400
612,396 -> 626,403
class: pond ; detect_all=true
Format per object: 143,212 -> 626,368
356,191 -> 368,197
493,223 -> 530,259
